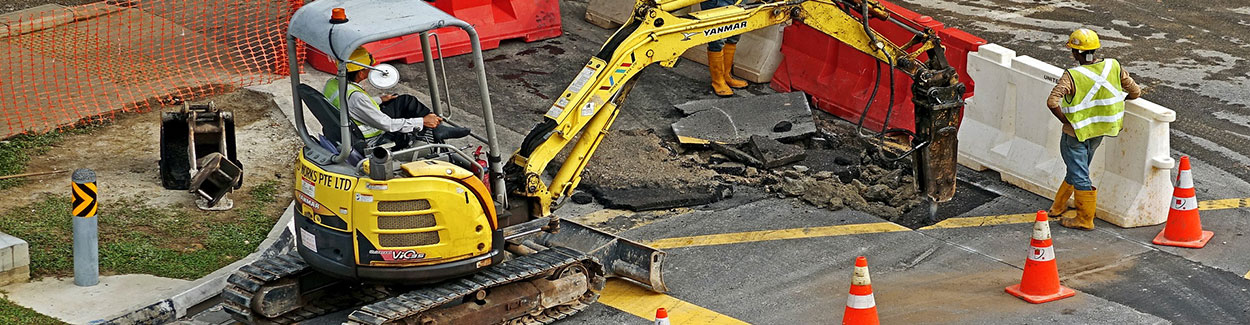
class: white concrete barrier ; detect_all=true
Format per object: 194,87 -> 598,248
959,44 -> 1176,228
582,0 -> 784,83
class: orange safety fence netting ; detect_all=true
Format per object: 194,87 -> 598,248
0,0 -> 305,139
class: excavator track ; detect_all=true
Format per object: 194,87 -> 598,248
347,246 -> 604,325
221,251 -> 394,324
223,247 -> 604,325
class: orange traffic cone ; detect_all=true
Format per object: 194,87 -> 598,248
843,256 -> 879,325
1153,156 -> 1214,248
1005,211 -> 1076,303
654,308 -> 669,325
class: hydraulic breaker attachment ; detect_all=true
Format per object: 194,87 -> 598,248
160,102 -> 243,209
911,64 -> 965,203
531,219 -> 668,292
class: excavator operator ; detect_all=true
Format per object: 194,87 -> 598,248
322,47 -> 471,149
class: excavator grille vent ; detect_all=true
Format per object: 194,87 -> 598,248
379,232 -> 440,247
377,199 -> 431,212
377,214 -> 437,230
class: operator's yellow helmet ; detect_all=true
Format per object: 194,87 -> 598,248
344,47 -> 374,72
1066,28 -> 1101,51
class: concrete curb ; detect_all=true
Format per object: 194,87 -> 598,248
92,203 -> 297,325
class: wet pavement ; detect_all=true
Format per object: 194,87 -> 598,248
183,0 -> 1250,323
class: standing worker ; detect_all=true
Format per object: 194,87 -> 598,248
1046,28 -> 1141,230
704,0 -> 750,97
323,47 -> 470,149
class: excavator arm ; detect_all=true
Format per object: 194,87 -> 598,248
505,0 -> 965,220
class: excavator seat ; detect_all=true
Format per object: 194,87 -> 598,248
299,83 -> 368,164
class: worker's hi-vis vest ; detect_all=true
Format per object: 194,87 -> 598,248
322,79 -> 385,139
1061,59 -> 1127,142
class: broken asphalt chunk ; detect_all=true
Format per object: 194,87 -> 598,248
746,135 -> 806,169
671,91 -> 816,145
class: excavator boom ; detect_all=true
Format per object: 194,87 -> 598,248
506,0 -> 965,221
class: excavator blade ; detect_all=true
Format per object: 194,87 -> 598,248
532,219 -> 668,293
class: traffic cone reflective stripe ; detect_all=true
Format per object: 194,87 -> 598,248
1154,156 -> 1214,248
1005,211 -> 1076,304
654,308 -> 669,325
843,256 -> 879,325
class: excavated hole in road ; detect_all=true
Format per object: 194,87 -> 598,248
561,116 -> 1002,230
702,116 -> 1002,229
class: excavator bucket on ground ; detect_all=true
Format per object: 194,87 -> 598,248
533,219 -> 668,292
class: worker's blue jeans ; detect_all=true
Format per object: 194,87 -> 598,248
702,0 -> 740,52
1060,133 -> 1103,191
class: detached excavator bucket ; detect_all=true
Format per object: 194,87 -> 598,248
532,219 -> 667,293
160,102 -> 244,209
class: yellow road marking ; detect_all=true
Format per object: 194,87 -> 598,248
920,213 -> 1037,230
599,278 -> 750,324
1198,198 -> 1250,211
919,197 -> 1250,230
643,197 -> 1250,248
1244,270 -> 1250,280
646,222 -> 909,249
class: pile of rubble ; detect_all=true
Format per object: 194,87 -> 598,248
572,92 -> 928,224
696,133 -> 922,220
671,92 -> 925,221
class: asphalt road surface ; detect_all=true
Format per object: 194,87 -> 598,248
183,0 -> 1250,324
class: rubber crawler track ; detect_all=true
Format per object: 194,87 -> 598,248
221,251 -> 394,324
346,246 -> 603,325
222,247 -> 603,324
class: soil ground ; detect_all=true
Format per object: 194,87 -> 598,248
0,88 -> 297,279
0,89 -> 296,216
0,0 -> 95,14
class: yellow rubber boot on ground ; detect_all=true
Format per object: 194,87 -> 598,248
1062,189 -> 1096,230
1049,181 -> 1075,216
722,44 -> 749,89
707,51 -> 734,97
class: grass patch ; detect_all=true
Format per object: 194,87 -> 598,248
0,296 -> 65,325
0,180 -> 283,279
0,123 -> 104,190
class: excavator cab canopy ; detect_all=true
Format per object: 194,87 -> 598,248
289,0 -> 463,61
285,0 -> 505,198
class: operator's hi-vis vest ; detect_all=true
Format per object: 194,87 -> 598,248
1061,59 -> 1127,142
322,79 -> 385,139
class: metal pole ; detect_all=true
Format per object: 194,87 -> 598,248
71,169 -> 98,287
420,32 -> 444,116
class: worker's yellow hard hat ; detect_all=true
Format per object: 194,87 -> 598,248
344,47 -> 374,72
1066,28 -> 1101,51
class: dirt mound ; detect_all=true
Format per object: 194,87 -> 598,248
580,128 -> 720,190
574,129 -> 724,210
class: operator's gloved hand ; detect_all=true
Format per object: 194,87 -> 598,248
433,124 -> 471,141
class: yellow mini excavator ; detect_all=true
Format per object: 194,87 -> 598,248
223,0 -> 964,324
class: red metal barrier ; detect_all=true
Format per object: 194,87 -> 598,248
770,1 -> 984,133
308,0 -> 562,73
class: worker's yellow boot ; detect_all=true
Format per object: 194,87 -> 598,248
1062,189 -> 1096,230
708,51 -> 734,97
722,44 -> 749,89
1049,181 -> 1075,216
